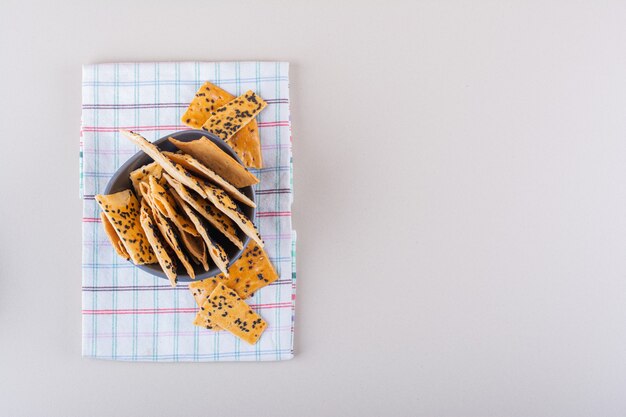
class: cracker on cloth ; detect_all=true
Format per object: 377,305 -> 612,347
169,137 -> 259,188
120,130 -> 207,198
162,172 -> 243,249
95,190 -> 156,265
139,199 -> 177,286
188,240 -> 278,306
202,91 -> 267,141
227,121 -> 263,169
180,81 -> 235,129
179,82 -> 263,168
163,151 -> 255,208
194,283 -> 267,344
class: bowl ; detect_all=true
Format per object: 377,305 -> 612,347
103,129 -> 255,282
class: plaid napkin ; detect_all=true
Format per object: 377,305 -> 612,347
80,62 -> 295,361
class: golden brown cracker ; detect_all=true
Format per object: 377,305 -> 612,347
162,173 -> 243,249
194,283 -> 267,344
139,199 -> 177,286
169,137 -> 259,188
100,212 -> 130,260
202,91 -> 267,141
95,190 -> 156,265
120,130 -> 207,198
163,151 -> 255,208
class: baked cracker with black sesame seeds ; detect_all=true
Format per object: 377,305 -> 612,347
163,151 -> 256,208
130,161 -> 163,198
95,189 -> 157,265
139,199 -> 178,286
193,283 -> 267,345
162,172 -> 243,249
148,194 -> 196,279
120,129 -> 207,198
201,90 -> 267,142
100,212 -> 130,260
188,240 -> 278,307
200,180 -> 264,248
169,187 -> 229,276
169,137 -> 259,188
148,175 -> 200,237
179,81 -> 264,169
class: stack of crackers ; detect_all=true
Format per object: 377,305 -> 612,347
95,83 -> 279,345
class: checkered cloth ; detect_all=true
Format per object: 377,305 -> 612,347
80,62 -> 295,361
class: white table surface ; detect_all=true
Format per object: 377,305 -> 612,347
2,1 -> 626,416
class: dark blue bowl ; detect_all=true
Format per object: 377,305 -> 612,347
103,129 -> 255,282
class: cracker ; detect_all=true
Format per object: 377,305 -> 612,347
188,240 -> 278,306
228,121 -> 263,169
169,189 -> 230,276
202,91 -> 267,141
179,229 -> 209,272
163,151 -> 256,208
169,137 -> 259,188
202,181 -> 264,248
100,212 -> 129,260
120,130 -> 207,198
95,190 -> 156,265
194,283 -> 267,344
148,175 -> 199,236
139,199 -> 177,285
180,82 -> 236,128
179,82 -> 263,168
130,162 -> 162,198
146,191 -> 196,279
162,173 -> 243,249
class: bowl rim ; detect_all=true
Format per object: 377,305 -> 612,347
103,129 -> 255,282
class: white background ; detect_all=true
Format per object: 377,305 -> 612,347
2,1 -> 626,416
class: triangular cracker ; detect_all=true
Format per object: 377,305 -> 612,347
179,229 -> 209,272
120,130 -> 207,198
95,190 -> 156,265
162,173 -> 243,249
163,151 -> 256,208
169,188 -> 230,276
139,199 -> 177,286
144,188 -> 196,279
201,181 -> 263,248
201,90 -> 267,141
130,162 -> 162,198
180,81 -> 237,129
148,175 -> 199,236
100,212 -> 129,260
169,137 -> 259,188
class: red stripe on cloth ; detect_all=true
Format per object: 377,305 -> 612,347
82,302 -> 292,315
256,211 -> 292,217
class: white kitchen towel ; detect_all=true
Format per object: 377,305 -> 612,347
81,62 -> 295,361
